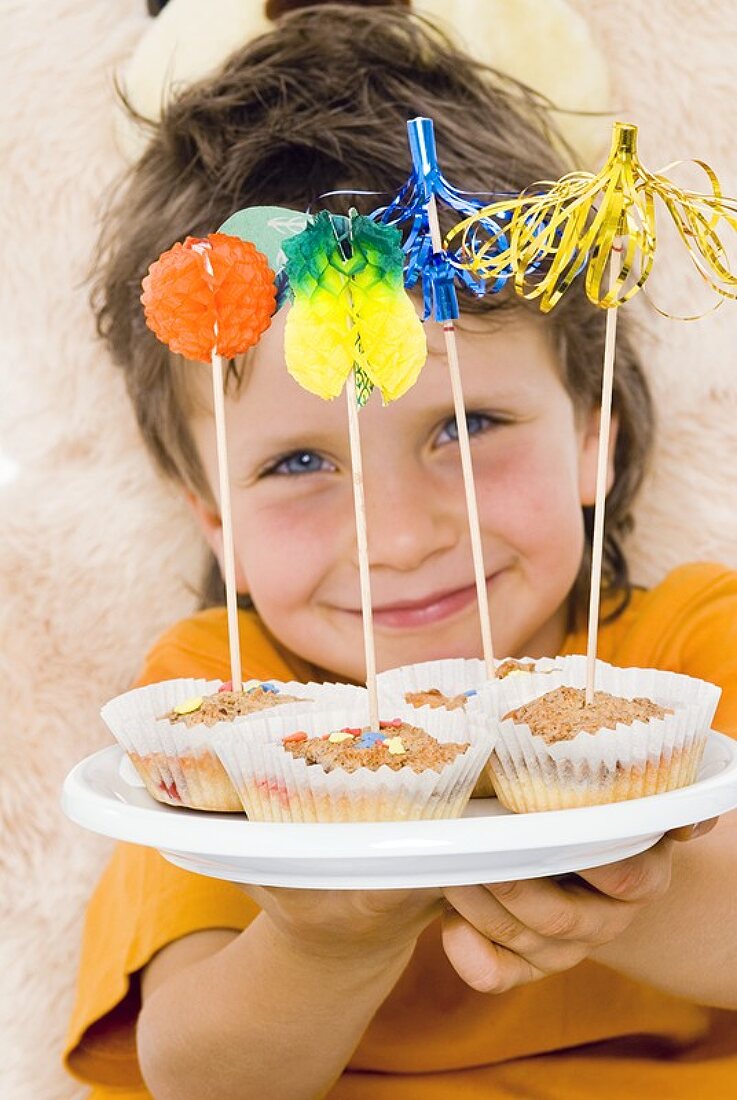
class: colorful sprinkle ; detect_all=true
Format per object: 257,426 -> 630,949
356,731 -> 386,749
217,680 -> 233,693
385,736 -> 407,756
157,778 -> 181,802
283,731 -> 308,744
342,727 -> 362,736
260,682 -> 279,694
380,718 -> 404,729
464,689 -> 478,697
173,696 -> 203,716
328,730 -> 355,743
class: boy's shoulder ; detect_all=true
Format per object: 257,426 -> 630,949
636,560 -> 737,620
135,606 -> 303,687
609,560 -> 737,674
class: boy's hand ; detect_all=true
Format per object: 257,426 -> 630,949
441,820 -> 718,993
241,883 -> 443,963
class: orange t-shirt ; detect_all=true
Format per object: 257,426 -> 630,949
64,563 -> 737,1099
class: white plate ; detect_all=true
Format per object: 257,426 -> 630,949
62,734 -> 737,889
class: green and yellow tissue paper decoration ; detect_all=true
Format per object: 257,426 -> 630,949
284,211 -> 426,404
283,211 -> 427,728
450,120 -> 737,701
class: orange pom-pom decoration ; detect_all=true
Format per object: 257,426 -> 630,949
141,233 -> 277,362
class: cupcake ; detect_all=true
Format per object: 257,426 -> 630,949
163,680 -> 304,726
379,656 -> 562,714
470,655 -> 720,811
101,677 -> 367,812
379,656 -> 562,797
496,658 -> 545,679
212,705 -> 496,822
403,687 -> 472,711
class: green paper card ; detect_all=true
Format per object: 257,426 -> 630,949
218,206 -> 309,273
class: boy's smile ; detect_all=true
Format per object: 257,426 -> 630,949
366,577 -> 496,630
188,306 -> 606,683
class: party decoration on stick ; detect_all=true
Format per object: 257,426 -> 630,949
451,120 -> 737,701
142,232 -> 276,691
283,211 -> 427,729
219,205 -> 309,308
374,118 -> 518,678
373,118 -> 510,318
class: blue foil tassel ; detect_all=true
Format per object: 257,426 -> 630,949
426,253 -> 459,322
372,116 -> 515,320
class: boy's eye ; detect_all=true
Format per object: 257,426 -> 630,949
435,412 -> 500,445
262,450 -> 335,477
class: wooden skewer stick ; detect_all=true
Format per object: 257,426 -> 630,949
196,246 -> 243,693
427,196 -> 496,678
345,371 -> 380,731
585,255 -> 620,705
210,347 -> 243,693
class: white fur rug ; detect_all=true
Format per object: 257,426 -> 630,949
2,2 -> 736,1096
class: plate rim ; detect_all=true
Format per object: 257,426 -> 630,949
61,733 -> 737,862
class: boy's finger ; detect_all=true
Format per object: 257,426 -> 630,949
667,817 -> 719,842
441,909 -> 544,994
443,885 -> 541,958
576,838 -> 673,902
482,876 -> 632,946
444,877 -> 628,952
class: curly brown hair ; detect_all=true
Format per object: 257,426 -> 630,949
94,3 -> 653,625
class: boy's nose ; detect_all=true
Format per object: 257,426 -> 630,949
359,468 -> 459,574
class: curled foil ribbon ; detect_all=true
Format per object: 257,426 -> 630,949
372,117 -> 513,321
448,121 -> 737,315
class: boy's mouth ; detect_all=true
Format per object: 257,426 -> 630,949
345,575 -> 501,631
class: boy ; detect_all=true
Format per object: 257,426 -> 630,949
66,6 -> 737,1098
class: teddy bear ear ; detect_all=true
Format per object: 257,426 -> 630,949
415,0 -> 612,167
119,0 -> 611,168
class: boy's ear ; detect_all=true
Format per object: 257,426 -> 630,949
183,490 -> 249,592
578,408 -> 619,507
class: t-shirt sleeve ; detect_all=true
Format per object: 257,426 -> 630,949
129,607 -> 310,686
63,842 -> 259,1089
661,564 -> 737,737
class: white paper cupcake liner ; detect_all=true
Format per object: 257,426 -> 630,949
469,656 -> 720,811
100,677 -> 368,812
212,705 -> 497,823
378,655 -> 564,714
378,656 -> 563,799
118,753 -> 146,788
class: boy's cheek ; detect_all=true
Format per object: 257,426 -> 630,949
239,545 -> 324,612
234,498 -> 344,597
475,445 -> 580,537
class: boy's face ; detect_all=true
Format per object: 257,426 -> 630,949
189,307 -> 605,681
